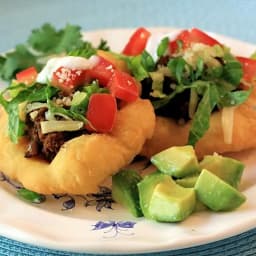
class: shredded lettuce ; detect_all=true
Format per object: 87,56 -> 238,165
0,83 -> 59,143
148,44 -> 250,146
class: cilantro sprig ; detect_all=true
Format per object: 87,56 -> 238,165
0,23 -> 111,81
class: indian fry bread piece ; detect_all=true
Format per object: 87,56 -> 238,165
0,99 -> 155,194
141,87 -> 256,159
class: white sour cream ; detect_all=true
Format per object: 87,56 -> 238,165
36,55 -> 99,84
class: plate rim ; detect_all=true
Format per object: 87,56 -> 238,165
0,27 -> 256,254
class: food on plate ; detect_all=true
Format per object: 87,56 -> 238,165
138,171 -> 196,222
121,27 -> 256,158
151,145 -> 199,178
0,24 -> 250,223
112,145 -> 246,222
0,25 -> 155,194
112,169 -> 143,217
195,169 -> 246,211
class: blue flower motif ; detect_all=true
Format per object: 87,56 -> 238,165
92,221 -> 136,238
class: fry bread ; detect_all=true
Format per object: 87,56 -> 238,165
141,87 -> 256,159
0,99 -> 155,194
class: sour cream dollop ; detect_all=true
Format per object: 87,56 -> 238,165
36,55 -> 99,84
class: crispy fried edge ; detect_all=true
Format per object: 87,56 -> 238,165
141,87 -> 256,159
0,99 -> 155,194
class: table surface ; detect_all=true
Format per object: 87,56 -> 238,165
1,0 -> 256,255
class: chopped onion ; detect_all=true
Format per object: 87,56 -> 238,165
29,110 -> 39,120
26,102 -> 48,113
221,106 -> 236,144
40,120 -> 84,134
44,110 -> 72,121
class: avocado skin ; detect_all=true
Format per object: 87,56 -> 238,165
112,169 -> 143,217
151,146 -> 199,178
199,155 -> 244,188
138,172 -> 196,222
195,169 -> 246,211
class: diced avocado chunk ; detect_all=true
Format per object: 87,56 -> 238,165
175,173 -> 200,188
199,154 -> 244,188
151,146 -> 199,178
138,172 -> 196,222
112,169 -> 143,217
195,169 -> 246,211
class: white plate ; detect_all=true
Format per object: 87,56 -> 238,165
0,28 -> 256,255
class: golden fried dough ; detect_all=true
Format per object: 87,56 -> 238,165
141,87 -> 256,159
0,99 -> 155,194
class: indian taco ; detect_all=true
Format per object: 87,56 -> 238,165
120,27 -> 256,158
0,49 -> 155,194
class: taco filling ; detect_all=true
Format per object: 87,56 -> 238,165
0,53 -> 140,162
121,28 -> 254,147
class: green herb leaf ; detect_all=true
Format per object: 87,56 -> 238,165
55,24 -> 84,53
188,84 -> 219,146
17,188 -> 46,204
1,45 -> 40,81
218,88 -> 252,108
167,57 -> 186,84
141,51 -> 155,72
71,82 -> 108,115
28,23 -> 63,53
157,37 -> 169,57
97,39 -> 110,51
222,54 -> 243,85
28,23 -> 83,54
1,84 -> 59,143
68,42 -> 96,58
7,104 -> 26,143
0,23 -> 86,81
123,51 -> 155,81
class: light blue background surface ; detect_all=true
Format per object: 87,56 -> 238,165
0,0 -> 256,255
1,0 -> 256,52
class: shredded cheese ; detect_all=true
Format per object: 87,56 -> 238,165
40,120 -> 84,134
221,106 -> 237,144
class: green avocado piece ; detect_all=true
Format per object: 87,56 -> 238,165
195,169 -> 246,211
199,154 -> 244,188
138,172 -> 196,222
175,173 -> 200,188
151,146 -> 199,178
112,169 -> 143,217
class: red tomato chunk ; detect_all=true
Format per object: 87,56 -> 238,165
169,28 -> 220,54
16,66 -> 38,85
122,27 -> 151,56
108,70 -> 139,102
87,56 -> 115,86
86,93 -> 117,133
52,66 -> 86,93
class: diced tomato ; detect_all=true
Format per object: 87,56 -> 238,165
107,70 -> 139,102
169,28 -> 220,54
237,56 -> 256,83
87,56 -> 115,86
190,28 -> 220,46
86,93 -> 117,133
16,66 -> 38,85
52,66 -> 86,94
169,30 -> 190,54
122,27 -> 151,56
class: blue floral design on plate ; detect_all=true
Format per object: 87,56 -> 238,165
92,221 -> 136,238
